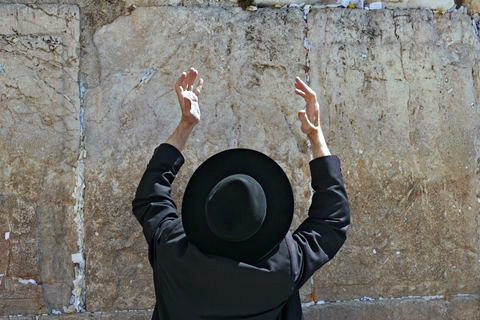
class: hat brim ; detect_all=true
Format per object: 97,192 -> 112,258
181,148 -> 294,264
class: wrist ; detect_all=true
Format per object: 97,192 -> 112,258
307,129 -> 325,144
308,130 -> 330,158
307,132 -> 320,142
178,119 -> 196,132
164,120 -> 195,153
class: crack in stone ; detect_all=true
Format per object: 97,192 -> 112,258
393,13 -> 407,81
37,77 -> 76,114
0,33 -> 66,54
472,14 -> 480,40
24,3 -> 79,22
302,4 -> 311,84
0,37 -> 66,71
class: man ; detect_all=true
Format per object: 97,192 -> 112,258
132,67 -> 350,319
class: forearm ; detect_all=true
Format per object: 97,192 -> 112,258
308,129 -> 331,159
132,143 -> 185,246
291,154 -> 350,287
165,120 -> 196,152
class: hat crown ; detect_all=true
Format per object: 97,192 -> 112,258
205,173 -> 267,242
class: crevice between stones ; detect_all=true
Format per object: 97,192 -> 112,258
298,2 -> 317,304
301,4 -> 312,85
301,293 -> 480,308
0,308 -> 155,319
65,76 -> 87,314
472,13 -> 480,40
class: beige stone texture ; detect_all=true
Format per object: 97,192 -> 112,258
308,8 -> 480,300
0,4 -> 81,316
464,0 -> 480,13
1,0 -> 480,318
84,6 -> 311,311
380,0 -> 455,10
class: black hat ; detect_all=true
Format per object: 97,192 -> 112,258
181,148 -> 294,264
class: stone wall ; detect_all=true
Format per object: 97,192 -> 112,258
0,0 -> 479,319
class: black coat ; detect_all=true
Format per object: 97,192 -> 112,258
132,143 -> 350,320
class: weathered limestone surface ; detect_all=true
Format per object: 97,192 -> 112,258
0,4 -> 81,316
84,6 -> 310,310
308,8 -> 480,301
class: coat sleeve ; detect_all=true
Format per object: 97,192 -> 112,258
289,155 -> 351,289
131,143 -> 185,259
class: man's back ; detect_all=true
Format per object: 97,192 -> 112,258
152,219 -> 294,319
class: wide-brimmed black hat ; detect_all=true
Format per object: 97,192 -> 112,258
181,148 -> 294,264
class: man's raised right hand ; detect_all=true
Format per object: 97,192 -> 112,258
294,76 -> 322,140
294,76 -> 331,158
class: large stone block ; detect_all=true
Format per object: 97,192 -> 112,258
308,8 -> 480,300
0,4 -> 80,316
84,6 -> 310,310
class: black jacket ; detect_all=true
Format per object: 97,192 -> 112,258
132,143 -> 350,320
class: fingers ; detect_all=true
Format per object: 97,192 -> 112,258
294,88 -> 305,97
178,85 -> 185,111
185,67 -> 198,91
295,77 -> 320,123
195,78 -> 204,97
176,72 -> 187,95
294,76 -> 315,97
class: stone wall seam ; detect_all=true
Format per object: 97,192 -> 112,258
65,5 -> 86,313
300,2 -> 317,304
0,308 -> 155,319
66,75 -> 87,313
301,292 -> 480,307
473,14 -> 480,40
